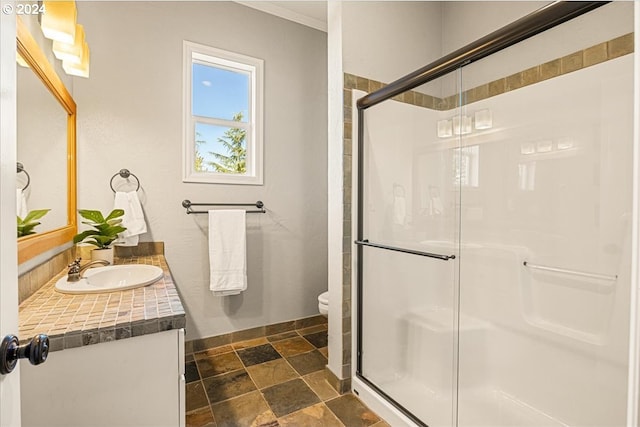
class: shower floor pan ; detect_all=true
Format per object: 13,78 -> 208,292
378,377 -> 567,427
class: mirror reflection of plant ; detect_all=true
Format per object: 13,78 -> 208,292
73,209 -> 126,249
17,209 -> 50,238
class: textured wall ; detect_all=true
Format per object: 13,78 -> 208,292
74,1 -> 328,340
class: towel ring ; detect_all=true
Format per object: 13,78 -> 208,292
110,169 -> 140,193
17,162 -> 30,191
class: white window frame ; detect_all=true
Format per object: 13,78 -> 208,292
182,41 -> 264,185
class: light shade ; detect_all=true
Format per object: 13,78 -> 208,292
53,24 -> 85,64
437,119 -> 453,138
453,115 -> 472,135
41,1 -> 77,44
62,41 -> 90,78
16,52 -> 29,68
474,109 -> 493,130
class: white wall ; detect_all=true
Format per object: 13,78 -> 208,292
342,1 -> 443,84
440,1 -> 548,55
327,0 -> 344,379
74,1 -> 328,340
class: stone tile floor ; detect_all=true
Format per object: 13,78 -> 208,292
186,323 -> 390,427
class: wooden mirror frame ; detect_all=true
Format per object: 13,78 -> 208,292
16,17 -> 77,264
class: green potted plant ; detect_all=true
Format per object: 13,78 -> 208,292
73,209 -> 126,264
17,209 -> 50,238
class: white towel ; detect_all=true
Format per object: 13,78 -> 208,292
209,210 -> 247,296
113,191 -> 147,247
393,195 -> 406,225
16,189 -> 28,219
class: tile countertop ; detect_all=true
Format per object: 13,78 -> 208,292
18,255 -> 186,352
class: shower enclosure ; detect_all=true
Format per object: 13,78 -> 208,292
354,2 -> 635,426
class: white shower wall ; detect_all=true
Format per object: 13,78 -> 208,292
355,46 -> 633,427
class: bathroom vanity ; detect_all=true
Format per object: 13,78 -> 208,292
18,254 -> 186,427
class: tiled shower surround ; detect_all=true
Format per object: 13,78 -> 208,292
339,33 -> 634,391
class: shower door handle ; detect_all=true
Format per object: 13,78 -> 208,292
355,240 -> 455,261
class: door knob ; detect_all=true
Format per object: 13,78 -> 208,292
0,334 -> 49,375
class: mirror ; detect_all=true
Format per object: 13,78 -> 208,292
16,17 -> 77,264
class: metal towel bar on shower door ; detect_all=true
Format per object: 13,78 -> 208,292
354,239 -> 455,261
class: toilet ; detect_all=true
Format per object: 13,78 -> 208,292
318,291 -> 329,317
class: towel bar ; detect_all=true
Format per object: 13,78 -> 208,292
110,169 -> 141,193
523,261 -> 617,281
182,200 -> 265,214
17,162 -> 30,191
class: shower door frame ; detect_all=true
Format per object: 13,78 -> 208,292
354,2 -> 612,426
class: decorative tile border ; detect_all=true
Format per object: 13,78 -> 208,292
443,32 -> 634,109
18,253 -> 186,352
340,32 -> 634,388
347,33 -> 634,113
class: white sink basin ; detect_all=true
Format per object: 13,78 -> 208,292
55,264 -> 164,294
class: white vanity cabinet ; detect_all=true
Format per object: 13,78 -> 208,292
20,329 -> 185,427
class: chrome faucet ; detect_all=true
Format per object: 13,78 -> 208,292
67,258 -> 110,282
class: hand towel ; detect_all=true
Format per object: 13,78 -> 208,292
393,195 -> 406,225
209,209 -> 247,296
113,191 -> 147,247
16,189 -> 28,219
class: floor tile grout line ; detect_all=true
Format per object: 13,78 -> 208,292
274,401 -> 347,427
188,325 -> 330,425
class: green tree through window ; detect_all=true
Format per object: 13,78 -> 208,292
207,112 -> 246,174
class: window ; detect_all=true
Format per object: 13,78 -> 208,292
183,41 -> 264,184
452,145 -> 480,188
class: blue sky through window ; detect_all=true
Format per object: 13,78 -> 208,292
192,63 -> 249,121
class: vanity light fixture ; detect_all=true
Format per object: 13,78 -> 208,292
453,115 -> 472,135
16,52 -> 29,68
437,119 -> 453,138
53,24 -> 84,64
474,109 -> 493,130
62,41 -> 89,78
40,1 -> 77,44
437,108 -> 493,138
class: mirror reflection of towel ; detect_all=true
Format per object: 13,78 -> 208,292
16,189 -> 28,218
393,195 -> 406,225
431,196 -> 443,215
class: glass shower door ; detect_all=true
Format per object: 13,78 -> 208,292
456,3 -> 634,426
356,71 -> 462,427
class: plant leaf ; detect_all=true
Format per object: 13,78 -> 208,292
106,225 -> 127,236
78,210 -> 105,224
73,229 -> 100,244
93,235 -> 116,248
107,218 -> 123,226
17,222 -> 40,237
105,209 -> 125,221
23,209 -> 50,223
